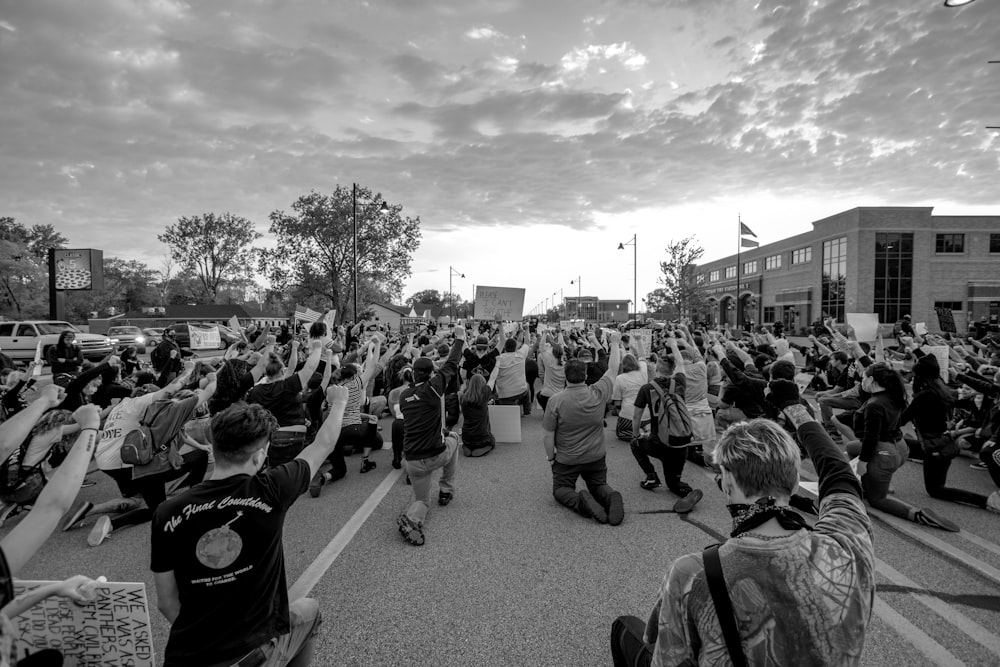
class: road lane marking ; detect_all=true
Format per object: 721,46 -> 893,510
954,527 -> 1000,559
876,558 -> 1000,655
288,469 -> 403,601
873,598 -> 966,667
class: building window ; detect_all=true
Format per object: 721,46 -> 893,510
696,273 -> 706,284
709,270 -> 719,282
765,254 -> 782,270
725,266 -> 736,279
874,232 -> 913,325
763,306 -> 775,323
821,237 -> 847,323
743,260 -> 758,274
935,233 -> 965,254
934,301 -> 962,312
990,234 -> 1000,253
791,247 -> 812,265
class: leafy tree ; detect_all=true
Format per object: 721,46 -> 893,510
651,236 -> 707,320
259,186 -> 421,322
408,289 -> 443,307
0,218 -> 67,319
158,212 -> 262,302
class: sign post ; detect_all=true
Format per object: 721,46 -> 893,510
48,249 -> 104,321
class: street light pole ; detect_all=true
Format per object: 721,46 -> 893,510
449,266 -> 464,321
570,276 -> 581,319
619,234 -> 637,320
352,183 -> 390,323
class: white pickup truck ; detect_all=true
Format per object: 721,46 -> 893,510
0,321 -> 115,364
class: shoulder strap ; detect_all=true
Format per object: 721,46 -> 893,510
703,544 -> 747,667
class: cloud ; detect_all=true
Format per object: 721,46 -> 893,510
465,25 -> 506,41
561,42 -> 648,73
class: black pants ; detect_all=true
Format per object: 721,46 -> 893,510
496,390 -> 531,415
982,441 -> 1000,488
391,419 -> 404,464
537,393 -> 551,412
610,615 -> 653,667
923,454 -> 987,508
104,450 -> 208,529
551,457 -> 615,516
630,436 -> 688,490
525,359 -> 538,406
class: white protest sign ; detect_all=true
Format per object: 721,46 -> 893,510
923,345 -> 950,382
488,405 -> 522,443
474,286 -> 526,321
631,328 -> 653,354
33,341 -> 43,376
915,322 -> 928,336
502,322 -> 519,336
13,580 -> 155,667
846,313 -> 880,342
188,323 -> 221,350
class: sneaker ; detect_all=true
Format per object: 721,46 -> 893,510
640,476 -> 661,491
578,490 -> 608,524
987,491 -> 1000,514
914,508 -> 960,533
971,461 -> 988,470
669,482 -> 694,498
62,501 -> 94,531
438,492 -> 453,506
672,489 -> 704,514
396,513 -> 425,546
606,491 -> 624,526
360,459 -> 377,474
87,515 -> 113,547
0,503 -> 22,528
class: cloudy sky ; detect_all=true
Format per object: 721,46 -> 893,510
2,0 -> 997,316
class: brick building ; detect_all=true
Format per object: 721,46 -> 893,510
562,297 -> 632,324
696,207 -> 1000,335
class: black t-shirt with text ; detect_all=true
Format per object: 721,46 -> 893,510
151,460 -> 311,666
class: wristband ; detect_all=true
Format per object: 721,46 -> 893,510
80,427 -> 99,435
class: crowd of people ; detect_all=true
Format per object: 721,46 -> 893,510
0,311 -> 999,665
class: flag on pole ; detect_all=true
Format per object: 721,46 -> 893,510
294,305 -> 322,323
741,238 -> 759,248
228,315 -> 242,334
740,222 -> 757,237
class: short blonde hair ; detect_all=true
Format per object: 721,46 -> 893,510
713,418 -> 800,498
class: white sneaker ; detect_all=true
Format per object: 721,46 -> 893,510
87,515 -> 112,547
987,491 -> 1000,515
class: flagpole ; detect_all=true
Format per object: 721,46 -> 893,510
736,214 -> 741,328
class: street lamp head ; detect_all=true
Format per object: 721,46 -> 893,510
617,243 -> 625,250
943,0 -> 976,6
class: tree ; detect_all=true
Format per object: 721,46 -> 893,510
652,236 -> 707,321
408,289 -> 443,307
158,212 -> 262,303
259,186 -> 421,323
0,218 -> 67,319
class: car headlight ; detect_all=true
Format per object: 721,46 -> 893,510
109,338 -> 119,344
136,336 -> 145,344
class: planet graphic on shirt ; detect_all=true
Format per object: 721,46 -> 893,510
195,511 -> 244,570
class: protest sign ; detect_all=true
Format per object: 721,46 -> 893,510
13,580 -> 155,667
502,322 -> 519,336
846,313 -> 880,342
33,341 -> 43,376
631,328 -> 653,354
488,405 -> 522,443
474,286 -> 525,321
935,307 -> 957,334
227,315 -> 242,334
187,323 -> 221,350
915,322 -> 928,336
923,345 -> 950,382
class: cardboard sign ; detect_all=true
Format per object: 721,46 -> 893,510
935,307 -> 957,334
923,345 -> 950,383
915,322 -> 928,336
188,323 -> 221,350
474,286 -> 526,322
12,580 -> 155,666
631,328 -> 653,355
846,313 -> 880,342
488,405 -> 522,443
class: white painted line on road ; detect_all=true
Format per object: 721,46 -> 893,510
954,527 -> 1000,560
873,598 -> 966,667
871,510 -> 1000,588
288,468 -> 403,601
876,557 -> 1000,656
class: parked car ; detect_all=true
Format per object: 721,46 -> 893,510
215,324 -> 243,347
0,321 -> 115,364
106,325 -> 148,353
142,328 -> 164,346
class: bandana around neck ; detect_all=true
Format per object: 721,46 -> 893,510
727,496 -> 811,538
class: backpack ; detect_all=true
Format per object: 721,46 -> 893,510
650,378 -> 693,447
121,400 -> 171,466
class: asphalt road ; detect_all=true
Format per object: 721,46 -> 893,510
7,390 -> 1000,667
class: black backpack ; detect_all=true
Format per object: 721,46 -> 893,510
121,400 -> 171,466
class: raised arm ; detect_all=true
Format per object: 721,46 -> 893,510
0,385 -> 65,463
294,339 -> 323,387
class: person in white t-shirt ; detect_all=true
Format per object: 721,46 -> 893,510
495,327 -> 533,415
612,354 -> 651,441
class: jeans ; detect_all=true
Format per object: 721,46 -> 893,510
819,394 -> 862,425
551,457 -> 615,516
858,440 -> 912,518
201,598 -> 321,667
403,434 -> 459,525
629,436 -> 688,490
922,453 -> 987,508
496,390 -> 531,415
